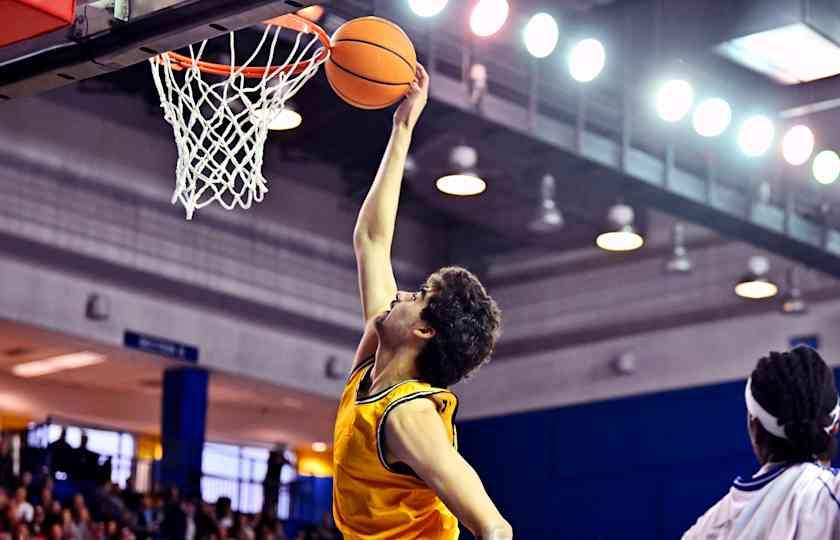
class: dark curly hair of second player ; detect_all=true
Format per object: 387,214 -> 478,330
415,266 -> 502,388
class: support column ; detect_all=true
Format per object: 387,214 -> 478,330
160,367 -> 208,500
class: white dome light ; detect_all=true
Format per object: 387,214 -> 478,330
738,115 -> 775,157
470,0 -> 509,37
596,230 -> 644,252
436,173 -> 487,196
253,106 -> 302,131
569,39 -> 606,83
655,80 -> 694,123
735,256 -> 779,300
596,203 -> 644,252
735,280 -> 779,300
523,13 -> 559,59
692,98 -> 732,137
813,150 -> 840,185
408,0 -> 447,18
782,125 -> 815,166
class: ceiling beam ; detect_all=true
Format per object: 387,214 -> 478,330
416,45 -> 840,279
777,74 -> 840,119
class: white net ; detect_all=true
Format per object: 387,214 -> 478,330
150,22 -> 328,219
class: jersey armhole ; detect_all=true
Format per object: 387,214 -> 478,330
346,355 -> 374,385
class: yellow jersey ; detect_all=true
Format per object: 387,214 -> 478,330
333,356 -> 460,540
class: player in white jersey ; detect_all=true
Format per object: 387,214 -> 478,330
684,347 -> 840,540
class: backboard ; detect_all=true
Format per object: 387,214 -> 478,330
0,0 -> 329,101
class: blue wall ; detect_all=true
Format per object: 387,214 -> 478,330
457,375 -> 838,539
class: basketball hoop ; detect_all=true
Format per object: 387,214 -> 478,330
150,14 -> 331,219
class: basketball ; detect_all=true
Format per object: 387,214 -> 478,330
325,17 -> 417,110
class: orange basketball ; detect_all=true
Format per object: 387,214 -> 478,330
325,17 -> 417,110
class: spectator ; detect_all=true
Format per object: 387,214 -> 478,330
255,515 -> 285,540
215,497 -> 233,531
261,449 -> 288,520
195,500 -> 218,540
230,513 -> 255,540
46,522 -> 62,540
46,430 -> 73,479
12,521 -> 29,540
29,506 -> 44,537
14,487 -> 35,523
12,488 -> 33,524
0,489 -> 12,533
38,488 -> 52,513
133,494 -> 159,540
0,439 -> 12,493
71,506 -> 96,540
76,434 -> 100,483
104,520 -> 120,539
12,474 -> 29,500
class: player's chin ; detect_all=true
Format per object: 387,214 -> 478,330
374,311 -> 390,328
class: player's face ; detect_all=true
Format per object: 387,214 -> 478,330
375,287 -> 432,345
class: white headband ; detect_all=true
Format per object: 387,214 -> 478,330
745,377 -> 840,440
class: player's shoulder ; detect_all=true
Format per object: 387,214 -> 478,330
388,395 -> 438,419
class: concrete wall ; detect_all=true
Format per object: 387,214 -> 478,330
456,296 -> 840,419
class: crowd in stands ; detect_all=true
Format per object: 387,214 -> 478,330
0,432 -> 341,540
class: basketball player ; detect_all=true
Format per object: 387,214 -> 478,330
683,346 -> 840,539
332,64 -> 513,540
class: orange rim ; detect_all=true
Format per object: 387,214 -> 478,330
159,13 -> 331,78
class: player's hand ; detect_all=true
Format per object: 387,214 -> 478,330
394,63 -> 429,131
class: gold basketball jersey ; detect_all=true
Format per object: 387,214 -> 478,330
332,357 -> 460,540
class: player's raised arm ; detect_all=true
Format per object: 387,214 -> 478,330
353,65 -> 429,325
384,399 -> 514,540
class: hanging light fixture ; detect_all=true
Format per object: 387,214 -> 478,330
596,203 -> 644,252
735,256 -> 779,299
780,267 -> 808,315
664,222 -> 693,273
529,174 -> 564,233
253,100 -> 302,131
435,145 -> 487,196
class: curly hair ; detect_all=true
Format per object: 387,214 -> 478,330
750,347 -> 838,463
415,267 -> 502,388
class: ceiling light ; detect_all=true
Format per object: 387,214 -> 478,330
529,174 -> 563,233
716,23 -> 840,85
692,98 -> 732,138
568,39 -> 606,83
437,145 -> 486,196
655,80 -> 694,123
664,222 -> 693,273
408,0 -> 447,18
782,125 -> 815,166
12,352 -> 106,378
253,103 -> 302,131
596,203 -> 644,252
436,173 -> 486,196
296,6 -> 324,22
735,256 -> 779,299
311,442 -> 328,452
738,115 -> 775,157
780,267 -> 807,315
470,0 -> 509,38
523,13 -> 559,59
813,150 -> 840,185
